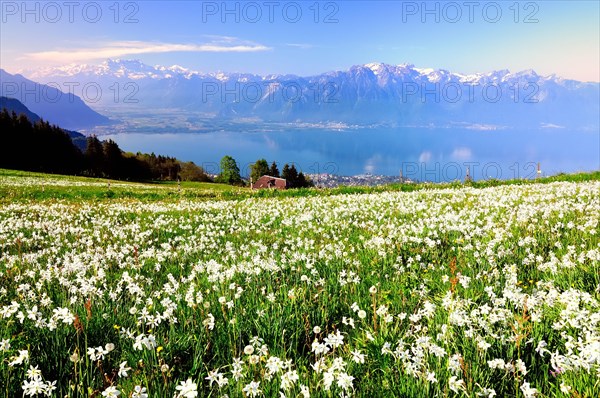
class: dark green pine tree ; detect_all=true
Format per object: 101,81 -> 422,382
85,135 -> 105,177
103,139 -> 124,179
269,161 -> 280,178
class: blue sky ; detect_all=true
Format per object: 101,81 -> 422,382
1,1 -> 598,81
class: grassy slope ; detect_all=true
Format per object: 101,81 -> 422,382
1,168 -> 599,203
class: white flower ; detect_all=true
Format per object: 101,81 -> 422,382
313,326 -> 321,334
351,350 -> 365,364
357,310 -> 367,319
26,365 -> 42,381
174,379 -> 197,398
449,376 -> 466,393
243,380 -> 261,397
118,361 -> 131,378
280,370 -> 299,390
520,381 -> 538,398
132,385 -> 148,398
9,349 -> 29,367
206,369 -> 228,388
0,339 -> 10,351
244,345 -> 254,355
426,371 -> 437,383
22,378 -> 46,396
369,286 -> 377,294
337,372 -> 354,391
101,386 -> 121,397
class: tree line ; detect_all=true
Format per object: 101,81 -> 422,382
0,109 -> 210,182
216,156 -> 312,188
1,108 -> 314,188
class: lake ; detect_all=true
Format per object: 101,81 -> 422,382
105,127 -> 599,182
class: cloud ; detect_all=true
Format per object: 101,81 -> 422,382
419,151 -> 432,163
363,154 -> 382,174
285,43 -> 314,50
23,39 -> 271,63
451,147 -> 472,161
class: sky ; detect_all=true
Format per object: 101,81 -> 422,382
1,0 -> 599,81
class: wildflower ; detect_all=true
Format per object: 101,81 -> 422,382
426,371 -> 437,383
9,349 -> 29,367
313,326 -> 321,334
351,350 -> 365,364
132,386 -> 148,398
22,378 -> 46,396
69,351 -> 80,363
0,339 -> 10,351
520,381 -> 538,398
337,372 -> 354,391
559,382 -> 571,394
476,387 -> 496,397
26,365 -> 42,381
357,310 -> 367,319
449,376 -> 466,393
174,379 -> 198,398
299,384 -> 310,398
206,369 -> 228,388
243,380 -> 261,397
249,355 -> 260,364
118,361 -> 131,378
280,370 -> 299,390
244,345 -> 255,355
101,386 -> 121,397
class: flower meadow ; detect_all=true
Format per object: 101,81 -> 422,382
0,176 -> 599,397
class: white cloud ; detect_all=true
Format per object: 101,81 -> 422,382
285,43 -> 314,50
363,154 -> 382,174
451,147 -> 472,161
419,151 -> 432,163
23,39 -> 271,63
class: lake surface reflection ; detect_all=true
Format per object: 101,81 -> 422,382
105,128 -> 599,182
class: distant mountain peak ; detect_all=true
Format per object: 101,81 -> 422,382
11,60 -> 598,130
20,58 -> 574,86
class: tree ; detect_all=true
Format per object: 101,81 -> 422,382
217,155 -> 242,185
84,135 -> 105,176
281,163 -> 312,188
250,158 -> 269,183
282,163 -> 299,187
179,161 -> 211,182
103,139 -> 124,179
269,161 -> 280,178
297,172 -> 313,188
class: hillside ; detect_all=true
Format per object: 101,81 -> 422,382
0,69 -> 110,130
0,169 -> 598,397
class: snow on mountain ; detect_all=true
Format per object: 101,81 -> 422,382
18,59 -> 599,129
23,58 -> 567,86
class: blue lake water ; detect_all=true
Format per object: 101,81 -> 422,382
105,128 -> 600,182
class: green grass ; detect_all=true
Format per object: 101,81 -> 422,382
0,169 -> 599,397
2,168 -> 598,203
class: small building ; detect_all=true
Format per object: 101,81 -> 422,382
252,175 -> 287,190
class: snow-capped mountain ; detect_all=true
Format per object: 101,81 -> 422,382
20,59 -> 600,129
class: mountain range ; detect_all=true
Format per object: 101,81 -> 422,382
0,69 -> 110,130
14,60 -> 600,129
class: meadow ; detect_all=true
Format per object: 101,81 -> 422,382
0,169 -> 599,397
